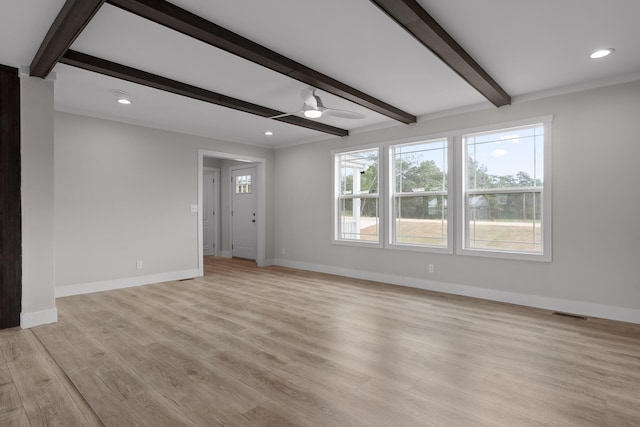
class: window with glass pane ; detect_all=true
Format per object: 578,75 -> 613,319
463,124 -> 544,253
335,148 -> 380,243
235,175 -> 252,194
391,139 -> 448,248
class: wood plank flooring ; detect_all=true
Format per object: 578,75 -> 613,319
1,256 -> 640,426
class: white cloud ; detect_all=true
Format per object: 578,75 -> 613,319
491,149 -> 508,157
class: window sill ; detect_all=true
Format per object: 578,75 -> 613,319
387,243 -> 452,254
332,239 -> 383,249
457,247 -> 551,262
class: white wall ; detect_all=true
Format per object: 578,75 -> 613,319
203,157 -> 221,168
273,80 -> 640,322
54,112 -> 275,292
50,81 -> 640,323
21,76 -> 57,327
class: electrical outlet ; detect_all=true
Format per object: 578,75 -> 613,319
428,264 -> 434,273
136,260 -> 143,270
281,247 -> 286,255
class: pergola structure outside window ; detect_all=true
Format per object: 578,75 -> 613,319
333,148 -> 380,245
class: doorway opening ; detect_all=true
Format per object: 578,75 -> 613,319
197,149 -> 267,276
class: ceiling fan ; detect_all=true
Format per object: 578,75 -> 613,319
271,88 -> 365,120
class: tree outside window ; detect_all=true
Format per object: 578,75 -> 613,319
390,139 -> 449,248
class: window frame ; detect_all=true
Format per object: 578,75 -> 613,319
387,136 -> 453,254
331,145 -> 383,248
330,116 -> 552,261
455,116 -> 553,262
234,174 -> 252,194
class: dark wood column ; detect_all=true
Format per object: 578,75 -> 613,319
0,64 -> 21,329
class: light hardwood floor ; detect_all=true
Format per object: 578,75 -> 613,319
2,257 -> 640,426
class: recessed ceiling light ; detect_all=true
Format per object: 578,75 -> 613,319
590,48 -> 615,59
117,98 -> 132,105
265,131 -> 273,136
304,109 -> 323,119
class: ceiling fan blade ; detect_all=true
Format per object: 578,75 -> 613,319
269,105 -> 305,119
324,109 -> 365,119
269,112 -> 294,119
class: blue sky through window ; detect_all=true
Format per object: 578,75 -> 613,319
466,125 -> 543,183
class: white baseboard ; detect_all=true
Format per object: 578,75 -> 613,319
21,308 -> 58,329
273,258 -> 640,325
56,269 -> 200,298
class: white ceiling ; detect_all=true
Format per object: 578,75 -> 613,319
2,0 -> 639,148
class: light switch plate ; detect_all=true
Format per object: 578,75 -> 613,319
191,204 -> 198,213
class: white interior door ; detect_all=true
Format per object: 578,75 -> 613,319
203,169 -> 219,256
231,167 -> 257,260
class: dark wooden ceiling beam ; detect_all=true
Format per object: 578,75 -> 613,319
30,0 -> 106,78
106,0 -> 416,124
60,50 -> 348,137
370,0 -> 511,107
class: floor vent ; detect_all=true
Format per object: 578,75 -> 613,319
552,311 -> 587,320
